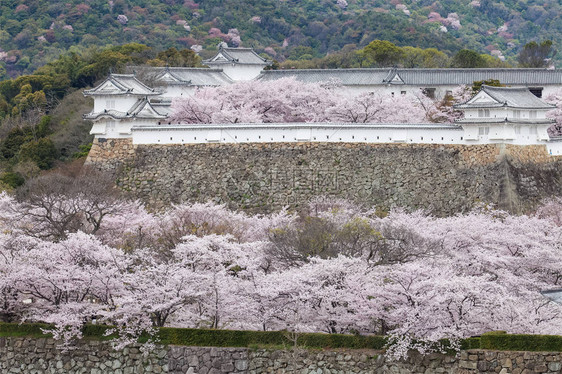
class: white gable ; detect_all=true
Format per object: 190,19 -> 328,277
467,91 -> 497,104
97,80 -> 124,93
137,104 -> 159,117
390,74 -> 404,84
158,72 -> 181,83
212,53 -> 229,62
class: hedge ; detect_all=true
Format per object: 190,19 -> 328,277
479,334 -> 562,352
0,323 -> 386,349
3,323 -> 562,352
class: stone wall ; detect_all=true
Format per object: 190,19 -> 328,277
3,336 -> 562,374
86,139 -> 562,215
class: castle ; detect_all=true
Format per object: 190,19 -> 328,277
83,47 -> 562,156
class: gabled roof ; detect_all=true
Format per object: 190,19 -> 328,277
130,67 -> 233,87
258,68 -> 562,87
456,117 -> 554,124
455,85 -> 555,110
383,69 -> 405,85
84,98 -> 167,120
393,68 -> 562,86
204,47 -> 271,66
84,74 -> 159,96
257,69 -> 391,86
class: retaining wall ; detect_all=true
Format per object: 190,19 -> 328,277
86,138 -> 562,215
2,337 -> 562,373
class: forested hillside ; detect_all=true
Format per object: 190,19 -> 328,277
1,0 -> 561,77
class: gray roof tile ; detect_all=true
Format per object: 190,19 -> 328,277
204,47 -> 270,65
257,69 -> 391,85
259,68 -> 562,87
84,74 -> 159,96
456,85 -> 555,109
84,98 -> 167,120
128,66 -> 233,86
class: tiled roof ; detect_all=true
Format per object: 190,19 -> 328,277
84,98 -> 167,120
456,118 -> 554,124
257,69 -> 391,85
259,68 -> 562,86
84,74 -> 159,96
456,85 -> 555,109
128,67 -> 233,87
392,68 -> 562,86
204,47 -> 271,65
159,68 -> 233,86
132,122 -> 463,130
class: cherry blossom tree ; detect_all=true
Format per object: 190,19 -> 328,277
544,90 -> 562,136
2,191 -> 562,357
171,78 -> 433,124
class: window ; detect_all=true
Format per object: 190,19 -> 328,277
106,121 -> 115,129
478,127 -> 490,136
105,100 -> 116,109
514,126 -> 521,134
529,127 -> 538,134
478,109 -> 490,117
529,87 -> 543,98
513,110 -> 521,118
529,110 -> 537,119
422,88 -> 436,99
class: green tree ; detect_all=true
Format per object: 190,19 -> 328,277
18,137 -> 58,170
472,79 -> 502,93
451,49 -> 487,68
518,40 -> 556,68
401,47 -> 450,68
0,171 -> 25,188
148,47 -> 202,67
360,40 -> 405,67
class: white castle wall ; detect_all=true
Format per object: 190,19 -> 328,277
219,64 -> 264,81
128,123 -> 562,157
131,123 -> 465,145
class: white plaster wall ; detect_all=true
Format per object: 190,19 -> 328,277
91,119 -> 159,138
547,141 -> 562,156
462,123 -> 551,143
158,85 -> 196,99
220,64 -> 265,81
464,108 -> 550,121
131,124 -> 465,145
93,96 -> 139,112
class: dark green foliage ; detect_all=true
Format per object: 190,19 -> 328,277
0,323 -> 52,338
156,328 -> 386,349
451,49 -> 488,68
4,323 -> 562,352
361,40 -> 405,68
18,137 -> 58,169
0,323 -> 386,349
0,171 -> 25,188
472,79 -> 502,93
460,337 -> 482,350
480,334 -> 562,352
0,128 -> 29,159
72,143 -> 92,159
36,115 -> 51,138
518,40 -> 556,67
4,0 -> 562,75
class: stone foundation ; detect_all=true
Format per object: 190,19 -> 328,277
86,139 -> 562,215
3,337 -> 562,373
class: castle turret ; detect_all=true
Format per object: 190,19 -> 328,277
454,85 -> 555,144
84,74 -> 166,138
203,46 -> 271,81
